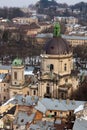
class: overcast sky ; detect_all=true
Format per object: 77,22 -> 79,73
0,0 -> 87,7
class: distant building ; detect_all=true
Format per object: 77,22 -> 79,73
12,17 -> 38,24
35,98 -> 84,122
62,35 -> 87,46
54,16 -> 78,25
36,33 -> 87,46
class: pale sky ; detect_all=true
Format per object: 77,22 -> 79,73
0,0 -> 87,7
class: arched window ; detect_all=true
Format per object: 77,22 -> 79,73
27,91 -> 29,95
64,63 -> 67,71
14,72 -> 17,80
33,90 -> 36,95
61,92 -> 65,99
65,78 -> 68,83
50,64 -> 54,71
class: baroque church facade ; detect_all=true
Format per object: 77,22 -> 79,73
38,23 -> 79,99
9,23 -> 79,99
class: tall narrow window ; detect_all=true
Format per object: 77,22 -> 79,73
61,92 -> 64,99
33,90 -> 36,95
46,86 -> 50,94
64,63 -> 67,71
50,64 -> 54,71
14,72 -> 17,80
22,71 -> 24,79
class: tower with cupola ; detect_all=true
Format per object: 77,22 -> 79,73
11,58 -> 24,86
9,58 -> 29,98
38,23 -> 78,99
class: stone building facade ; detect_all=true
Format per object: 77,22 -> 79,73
38,23 -> 79,99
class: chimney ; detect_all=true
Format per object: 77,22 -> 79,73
66,99 -> 70,105
31,96 -> 35,101
59,98 -> 62,102
72,99 -> 76,105
52,98 -> 55,101
22,97 -> 26,103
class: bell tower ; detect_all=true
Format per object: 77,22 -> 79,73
11,58 -> 24,86
9,58 -> 25,98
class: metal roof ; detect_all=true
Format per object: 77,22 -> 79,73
13,111 -> 35,125
0,65 -> 11,70
35,98 -> 85,113
73,118 -> 87,130
29,121 -> 54,130
36,33 -> 87,40
3,95 -> 39,106
0,73 -> 6,82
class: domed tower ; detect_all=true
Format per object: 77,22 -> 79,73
11,58 -> 24,86
9,58 -> 25,98
38,23 -> 78,99
41,23 -> 73,76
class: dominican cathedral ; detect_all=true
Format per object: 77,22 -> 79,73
38,23 -> 79,99
8,23 -> 79,100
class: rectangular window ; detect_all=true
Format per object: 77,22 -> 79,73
46,86 -> 50,94
64,63 -> 67,71
14,72 -> 17,80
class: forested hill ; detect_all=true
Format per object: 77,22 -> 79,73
70,2 -> 87,11
36,0 -> 68,8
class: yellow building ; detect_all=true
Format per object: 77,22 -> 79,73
12,17 -> 38,24
0,65 -> 11,74
62,35 -> 87,46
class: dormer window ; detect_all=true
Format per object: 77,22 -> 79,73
21,119 -> 24,122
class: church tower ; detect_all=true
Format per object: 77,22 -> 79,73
9,58 -> 25,98
11,58 -> 24,86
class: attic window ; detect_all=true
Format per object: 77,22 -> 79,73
51,46 -> 54,49
21,119 -> 24,122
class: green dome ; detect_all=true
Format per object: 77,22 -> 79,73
12,58 -> 23,66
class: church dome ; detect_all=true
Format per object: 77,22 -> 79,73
12,58 -> 23,66
44,23 -> 71,55
45,37 -> 71,55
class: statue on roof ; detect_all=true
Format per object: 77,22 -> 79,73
53,23 -> 61,37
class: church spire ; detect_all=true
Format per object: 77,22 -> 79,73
53,23 -> 61,37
